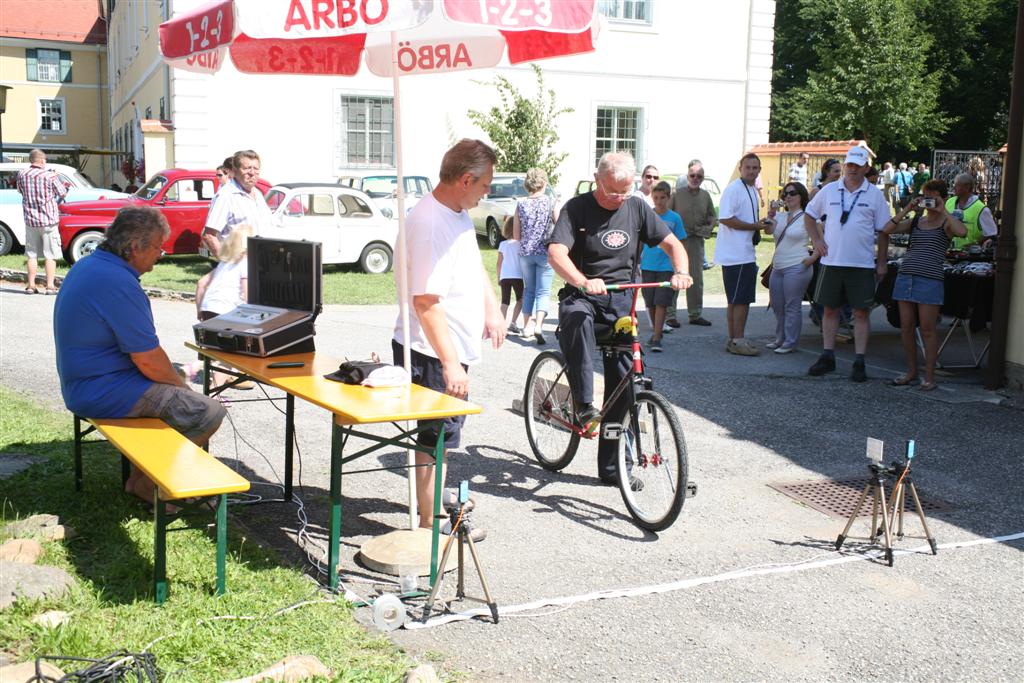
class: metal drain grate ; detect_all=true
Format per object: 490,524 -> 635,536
768,478 -> 953,519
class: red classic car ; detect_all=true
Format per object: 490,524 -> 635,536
58,168 -> 272,262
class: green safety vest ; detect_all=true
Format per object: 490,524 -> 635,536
946,196 -> 986,250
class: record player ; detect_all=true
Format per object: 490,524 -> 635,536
193,237 -> 322,357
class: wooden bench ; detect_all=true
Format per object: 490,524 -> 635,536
73,416 -> 250,603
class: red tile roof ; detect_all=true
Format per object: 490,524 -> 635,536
749,140 -> 876,157
0,1 -> 106,45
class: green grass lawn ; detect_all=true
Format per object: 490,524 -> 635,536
0,387 -> 414,682
2,233 -> 775,305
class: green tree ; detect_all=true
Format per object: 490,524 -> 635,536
467,64 -> 573,186
772,0 -> 951,153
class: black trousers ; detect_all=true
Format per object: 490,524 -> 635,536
557,288 -> 634,481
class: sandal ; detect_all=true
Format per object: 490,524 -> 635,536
24,286 -> 38,294
919,381 -> 938,392
43,287 -> 58,295
890,374 -> 917,386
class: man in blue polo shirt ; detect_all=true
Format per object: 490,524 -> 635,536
54,207 -> 225,503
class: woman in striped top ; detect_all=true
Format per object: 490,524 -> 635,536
877,179 -> 966,391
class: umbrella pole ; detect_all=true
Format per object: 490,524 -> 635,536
391,30 -> 416,531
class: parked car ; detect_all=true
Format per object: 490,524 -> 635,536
573,178 -> 641,196
337,173 -> 432,218
0,162 -> 128,256
57,169 -> 272,263
470,173 -> 559,248
262,183 -> 397,273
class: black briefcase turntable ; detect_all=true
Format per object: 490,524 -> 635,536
193,237 -> 323,357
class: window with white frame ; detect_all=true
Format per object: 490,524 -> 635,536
594,107 -> 641,166
39,98 -> 66,134
338,95 -> 394,166
27,48 -> 72,83
598,0 -> 652,24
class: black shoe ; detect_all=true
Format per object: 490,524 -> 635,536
808,355 -> 836,376
665,318 -> 681,329
851,360 -> 867,383
689,317 -> 712,326
599,474 -> 644,491
650,338 -> 663,352
575,403 -> 600,430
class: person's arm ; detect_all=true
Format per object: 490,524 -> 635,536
657,234 -> 693,291
496,249 -> 504,279
512,208 -> 522,242
239,276 -> 248,303
130,346 -> 188,388
803,213 -> 825,258
195,270 -> 213,318
978,207 -> 998,243
413,294 -> 470,398
719,216 -> 760,231
480,263 -> 506,349
939,203 -> 967,239
202,230 -> 223,258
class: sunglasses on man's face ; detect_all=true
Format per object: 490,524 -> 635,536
688,174 -> 703,179
644,174 -> 659,180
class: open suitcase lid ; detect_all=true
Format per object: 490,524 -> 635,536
246,236 -> 323,318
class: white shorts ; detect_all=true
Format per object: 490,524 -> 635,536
25,224 -> 62,260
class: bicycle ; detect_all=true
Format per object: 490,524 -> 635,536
522,282 -> 688,531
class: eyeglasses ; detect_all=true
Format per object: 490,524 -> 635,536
644,174 -> 659,180
688,174 -> 704,179
782,190 -> 800,197
596,178 -> 631,200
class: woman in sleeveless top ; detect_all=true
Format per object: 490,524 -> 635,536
877,179 -> 966,391
512,168 -> 557,344
763,182 -> 817,353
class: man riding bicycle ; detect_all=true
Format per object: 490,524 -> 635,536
546,151 -> 692,486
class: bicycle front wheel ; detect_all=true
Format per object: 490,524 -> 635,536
524,350 -> 580,471
617,390 -> 688,531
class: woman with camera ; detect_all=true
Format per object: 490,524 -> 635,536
877,179 -> 967,391
763,182 -> 817,353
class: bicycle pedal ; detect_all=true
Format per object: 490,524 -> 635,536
686,481 -> 698,498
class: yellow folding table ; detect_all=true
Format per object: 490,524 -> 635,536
186,343 -> 481,590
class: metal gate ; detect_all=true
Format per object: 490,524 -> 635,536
932,149 -> 1003,212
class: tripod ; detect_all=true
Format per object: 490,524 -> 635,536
835,462 -> 897,566
885,460 -> 939,556
421,498 -> 499,623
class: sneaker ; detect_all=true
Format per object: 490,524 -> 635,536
662,324 -> 674,334
666,318 -> 681,329
774,345 -> 796,354
535,331 -> 546,345
650,338 -> 663,352
689,317 -> 712,326
575,403 -> 600,431
599,473 -> 644,491
440,519 -> 487,543
808,354 -> 836,376
766,341 -> 781,350
728,339 -> 760,356
851,359 -> 867,383
703,261 -> 715,270
522,323 -> 536,339
507,323 -> 521,334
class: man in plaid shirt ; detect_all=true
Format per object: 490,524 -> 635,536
16,149 -> 68,294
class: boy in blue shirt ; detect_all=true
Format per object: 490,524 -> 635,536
641,182 -> 687,351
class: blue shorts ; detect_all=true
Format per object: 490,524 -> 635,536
722,262 -> 757,305
892,273 -> 944,306
392,340 -> 466,450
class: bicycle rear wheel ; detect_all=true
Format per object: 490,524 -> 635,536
524,350 -> 580,471
617,390 -> 688,531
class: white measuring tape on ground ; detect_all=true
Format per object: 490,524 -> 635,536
404,531 -> 1024,630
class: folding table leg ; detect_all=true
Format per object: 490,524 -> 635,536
73,416 -> 83,491
216,493 -> 228,596
284,394 -> 295,501
328,423 -> 344,591
154,491 -> 168,604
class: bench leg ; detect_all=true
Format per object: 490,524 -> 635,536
216,493 -> 228,596
154,490 -> 168,604
429,425 -> 446,588
73,416 -> 83,491
284,394 -> 295,501
121,456 -> 130,488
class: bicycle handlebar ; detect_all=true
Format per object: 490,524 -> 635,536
600,282 -> 672,291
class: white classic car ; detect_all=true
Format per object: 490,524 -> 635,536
0,162 -> 128,255
262,183 -> 397,273
469,173 -> 558,248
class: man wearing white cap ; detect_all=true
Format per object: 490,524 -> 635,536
803,146 -> 891,382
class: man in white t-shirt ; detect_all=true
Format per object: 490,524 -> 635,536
392,139 -> 506,541
788,152 -> 809,187
717,153 -> 768,356
804,146 -> 891,382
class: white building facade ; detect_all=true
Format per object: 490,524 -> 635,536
109,0 -> 776,196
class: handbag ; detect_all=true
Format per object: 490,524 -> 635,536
324,359 -> 389,385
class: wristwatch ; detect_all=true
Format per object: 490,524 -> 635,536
674,270 -> 689,276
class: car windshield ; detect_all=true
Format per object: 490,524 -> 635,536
488,177 -> 527,199
136,175 -> 168,200
265,189 -> 287,212
361,176 -> 398,198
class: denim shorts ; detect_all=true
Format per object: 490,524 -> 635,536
892,273 -> 944,306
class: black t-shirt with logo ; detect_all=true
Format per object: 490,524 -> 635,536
547,193 -> 670,285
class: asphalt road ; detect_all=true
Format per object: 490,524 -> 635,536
2,284 -> 1021,681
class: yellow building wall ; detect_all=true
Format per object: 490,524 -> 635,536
0,43 -> 107,149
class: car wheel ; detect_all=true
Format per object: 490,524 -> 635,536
68,230 -> 105,264
487,218 -> 502,249
0,223 -> 14,256
359,242 -> 393,274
